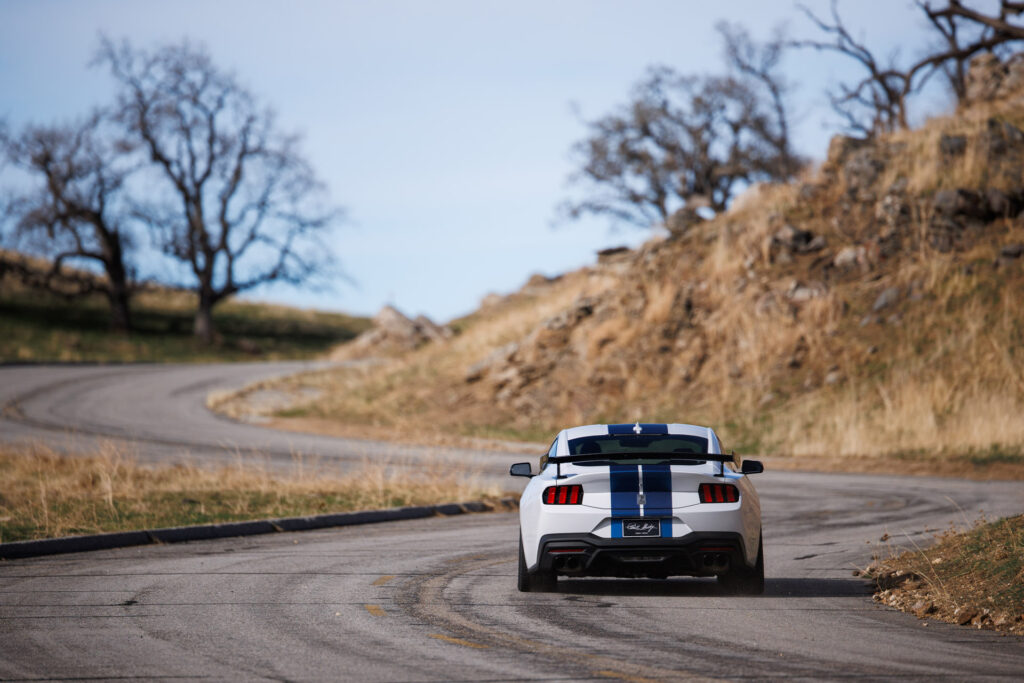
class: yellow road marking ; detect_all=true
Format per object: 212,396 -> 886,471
428,633 -> 488,649
372,575 -> 395,586
594,670 -> 663,683
363,604 -> 385,617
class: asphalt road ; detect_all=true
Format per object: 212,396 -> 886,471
1,363 -> 1023,680
0,362 -> 523,479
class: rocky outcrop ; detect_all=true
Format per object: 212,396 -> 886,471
772,225 -> 826,254
464,295 -> 601,397
665,206 -> 705,237
333,305 -> 451,359
401,61 -> 1024,434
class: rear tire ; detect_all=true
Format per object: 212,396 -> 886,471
718,531 -> 764,595
518,534 -> 557,592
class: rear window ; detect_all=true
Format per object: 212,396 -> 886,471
567,434 -> 708,455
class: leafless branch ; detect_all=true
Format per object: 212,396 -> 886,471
95,38 -> 343,342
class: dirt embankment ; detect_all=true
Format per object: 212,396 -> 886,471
860,515 -> 1024,636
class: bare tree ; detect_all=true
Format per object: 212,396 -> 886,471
560,63 -> 798,234
717,22 -> 802,180
921,0 -> 1024,101
1,112 -> 138,332
792,1 -> 914,136
95,38 -> 341,343
794,0 -> 1024,136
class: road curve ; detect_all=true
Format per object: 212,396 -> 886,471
1,363 -> 1023,679
0,362 -> 526,479
1,473 -> 1023,680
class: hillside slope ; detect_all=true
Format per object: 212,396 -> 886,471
0,255 -> 370,362
223,70 -> 1024,476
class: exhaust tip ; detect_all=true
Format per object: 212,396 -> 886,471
554,555 -> 584,572
702,553 -> 731,572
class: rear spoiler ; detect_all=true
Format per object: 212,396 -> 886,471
548,451 -> 736,478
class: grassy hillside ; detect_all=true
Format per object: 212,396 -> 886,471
0,268 -> 370,363
215,93 -> 1024,477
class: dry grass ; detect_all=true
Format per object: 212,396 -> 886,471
215,268 -> 626,443
759,248 -> 1024,464
208,96 -> 1024,478
0,442 -> 507,543
864,515 -> 1024,635
883,97 -> 1024,195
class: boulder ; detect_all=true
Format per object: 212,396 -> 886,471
522,273 -> 562,295
872,287 -> 901,312
786,280 -> 827,302
843,146 -> 886,200
833,245 -> 867,270
932,188 -> 989,219
341,305 -> 453,357
984,117 -> 1024,157
413,314 -> 453,344
876,190 -> 910,229
597,246 -> 631,262
464,342 -> 519,383
984,188 -> 1020,217
373,305 -> 418,334
1000,242 -> 1024,259
665,206 -> 705,237
596,246 -> 635,274
773,225 -> 826,253
543,296 -> 598,331
939,134 -> 967,156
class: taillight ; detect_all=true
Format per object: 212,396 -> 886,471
699,483 -> 739,503
542,485 -> 584,505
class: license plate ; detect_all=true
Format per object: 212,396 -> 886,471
622,519 -> 660,537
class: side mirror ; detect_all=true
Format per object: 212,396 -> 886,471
741,459 -> 764,475
509,462 -> 534,478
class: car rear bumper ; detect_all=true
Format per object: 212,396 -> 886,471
537,531 -> 748,578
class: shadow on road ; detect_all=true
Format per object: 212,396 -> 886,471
555,576 -> 871,598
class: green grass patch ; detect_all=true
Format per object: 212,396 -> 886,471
0,286 -> 370,363
962,444 -> 1024,466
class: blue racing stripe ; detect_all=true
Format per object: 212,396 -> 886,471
608,423 -> 669,435
609,463 -> 640,521
641,464 -> 673,516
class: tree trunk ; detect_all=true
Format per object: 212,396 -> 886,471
106,285 -> 132,334
194,292 -> 216,344
102,241 -> 133,334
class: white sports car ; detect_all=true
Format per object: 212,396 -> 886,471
510,422 -> 764,593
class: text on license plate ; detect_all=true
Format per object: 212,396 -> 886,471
622,518 -> 660,537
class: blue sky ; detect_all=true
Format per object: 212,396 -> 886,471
1,0 -> 951,321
